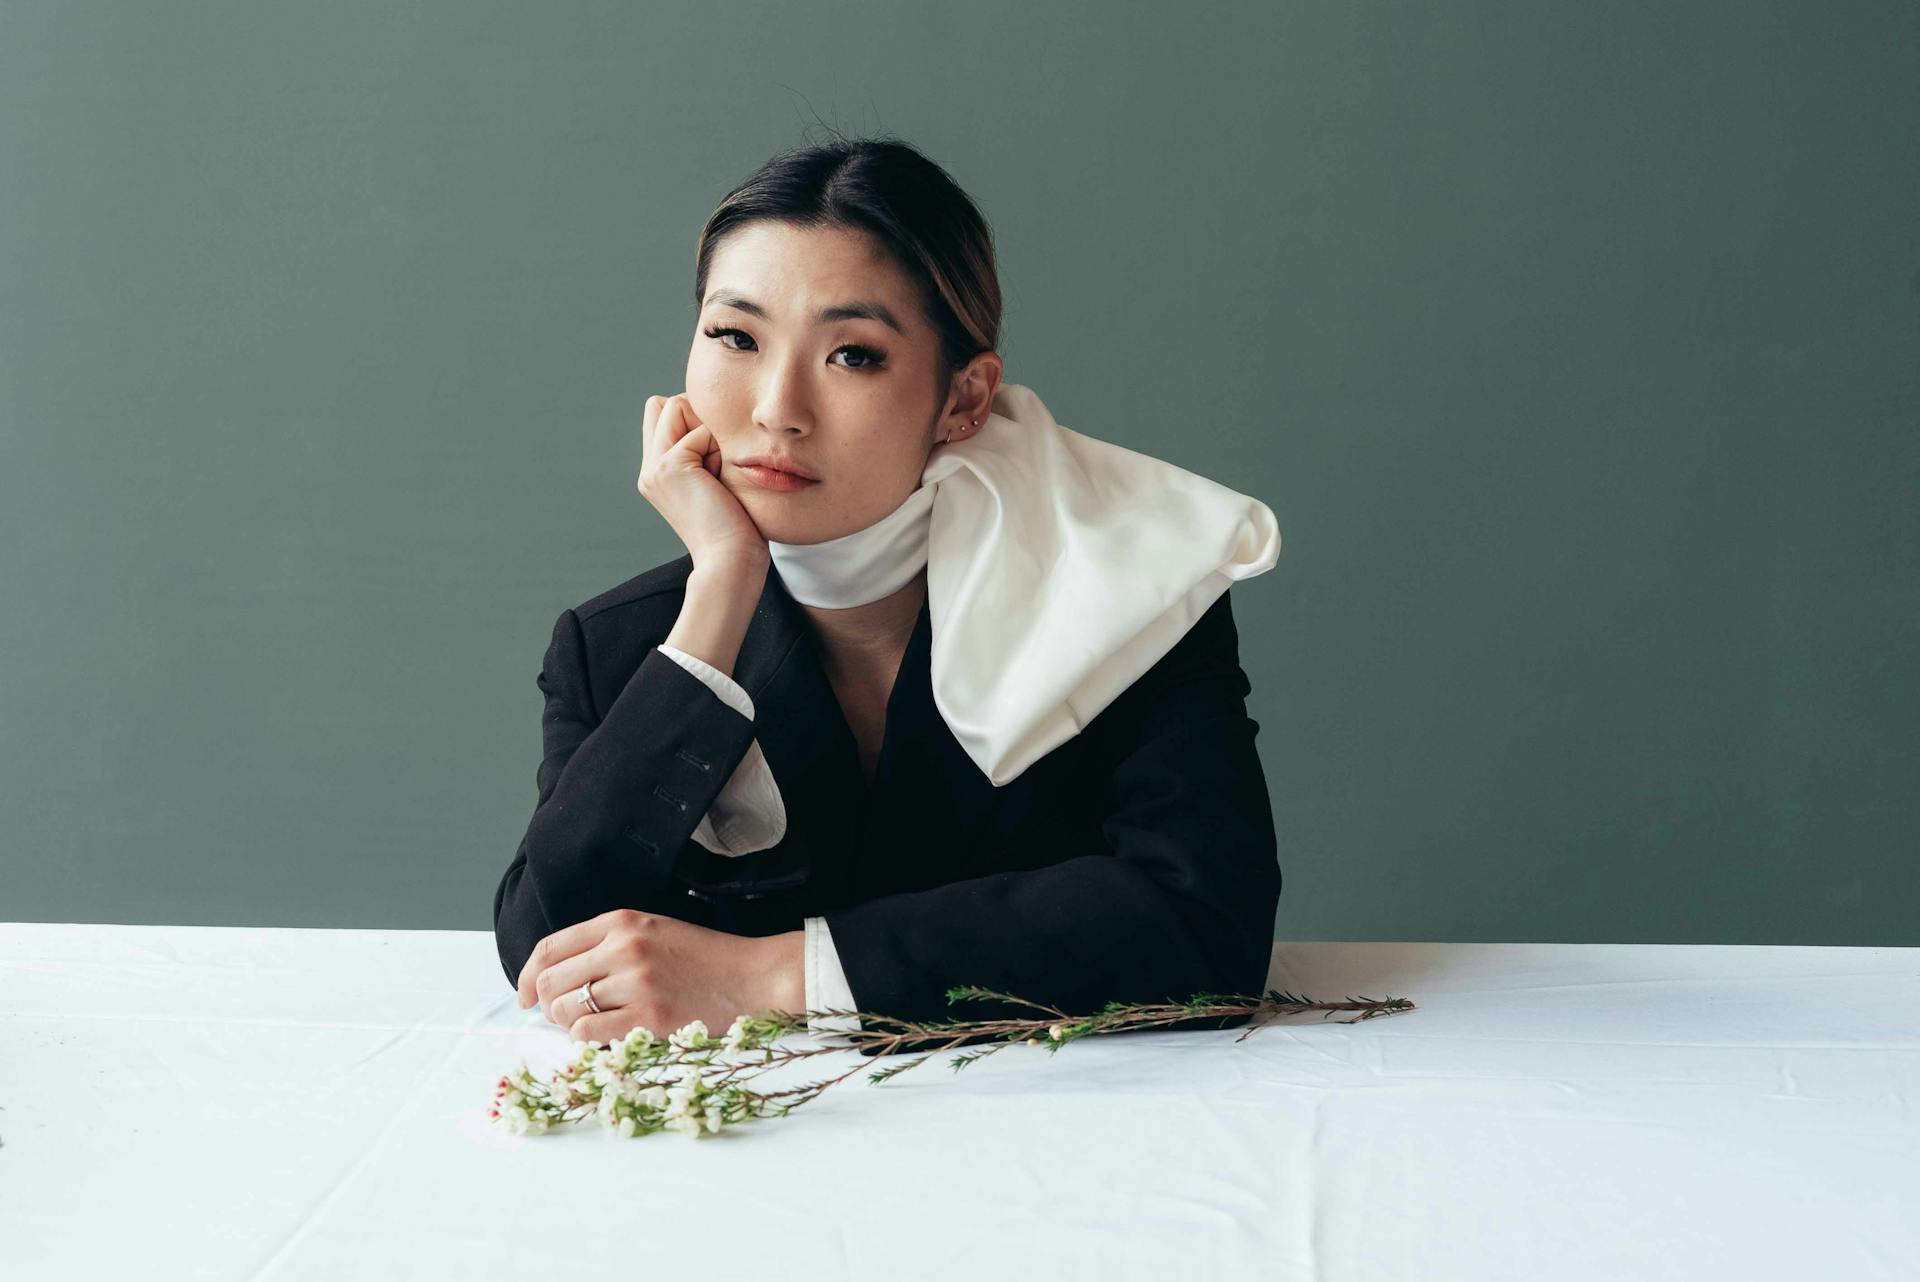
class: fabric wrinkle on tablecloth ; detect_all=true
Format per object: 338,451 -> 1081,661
2,924 -> 1915,1280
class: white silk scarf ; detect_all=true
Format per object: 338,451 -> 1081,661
767,382 -> 1282,787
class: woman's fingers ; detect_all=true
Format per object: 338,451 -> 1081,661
657,393 -> 695,456
515,908 -> 624,1007
639,394 -> 710,493
639,394 -> 687,474
533,947 -> 617,1027
568,1005 -> 653,1048
666,422 -> 712,466
640,395 -> 665,467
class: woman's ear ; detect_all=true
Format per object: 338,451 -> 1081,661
942,355 -> 1001,440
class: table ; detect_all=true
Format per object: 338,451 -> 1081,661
2,924 -> 1914,1279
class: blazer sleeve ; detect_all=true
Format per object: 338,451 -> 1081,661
490,606 -> 766,989
654,643 -> 789,856
819,588 -> 1280,1048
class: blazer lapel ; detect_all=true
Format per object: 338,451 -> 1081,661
853,594 -> 1001,899
725,561 -> 1001,907
725,563 -> 868,904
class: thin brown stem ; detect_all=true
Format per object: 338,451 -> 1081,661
500,988 -> 1417,1137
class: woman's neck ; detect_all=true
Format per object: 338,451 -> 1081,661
800,564 -> 928,681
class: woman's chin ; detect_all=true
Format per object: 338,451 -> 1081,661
733,498 -> 823,546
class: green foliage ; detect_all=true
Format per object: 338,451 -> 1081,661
865,1055 -> 933,1085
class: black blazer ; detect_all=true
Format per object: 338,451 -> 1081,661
492,553 -> 1281,1043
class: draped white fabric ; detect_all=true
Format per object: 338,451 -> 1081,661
769,382 -> 1283,787
6,923 -> 1915,1280
920,384 -> 1281,785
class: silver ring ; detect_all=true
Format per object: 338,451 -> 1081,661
575,981 -> 601,1015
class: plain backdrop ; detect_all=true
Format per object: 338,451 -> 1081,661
1,0 -> 1914,943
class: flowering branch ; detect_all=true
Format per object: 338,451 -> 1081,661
490,984 -> 1416,1140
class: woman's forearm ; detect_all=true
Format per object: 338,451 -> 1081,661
664,559 -> 768,679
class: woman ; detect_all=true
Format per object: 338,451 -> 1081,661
493,138 -> 1280,1052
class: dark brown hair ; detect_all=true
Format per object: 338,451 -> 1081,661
692,137 -> 1001,377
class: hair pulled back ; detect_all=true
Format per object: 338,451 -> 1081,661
693,137 -> 1001,376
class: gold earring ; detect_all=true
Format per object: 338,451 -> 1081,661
942,418 -> 980,446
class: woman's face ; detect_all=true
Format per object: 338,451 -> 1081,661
685,220 -> 955,546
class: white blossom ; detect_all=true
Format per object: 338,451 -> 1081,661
722,1016 -> 752,1053
662,1073 -> 702,1117
668,1020 -> 711,1051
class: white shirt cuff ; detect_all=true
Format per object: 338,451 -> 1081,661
656,643 -> 753,716
804,915 -> 863,1039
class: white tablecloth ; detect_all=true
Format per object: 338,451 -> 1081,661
2,923 -> 1914,1280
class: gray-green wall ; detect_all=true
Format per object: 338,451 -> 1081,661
3,2 -> 1914,943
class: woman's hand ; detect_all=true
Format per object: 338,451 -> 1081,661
638,393 -> 771,574
516,908 -> 805,1046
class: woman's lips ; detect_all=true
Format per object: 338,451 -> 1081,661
737,464 -> 820,493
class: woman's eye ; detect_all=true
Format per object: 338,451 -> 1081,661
835,345 -> 885,370
701,325 -> 885,371
703,325 -> 754,352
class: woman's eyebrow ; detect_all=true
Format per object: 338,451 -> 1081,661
706,289 -> 905,336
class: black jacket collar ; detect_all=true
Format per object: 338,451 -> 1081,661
694,560 -> 993,908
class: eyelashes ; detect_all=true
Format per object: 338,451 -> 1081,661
701,325 -> 888,371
